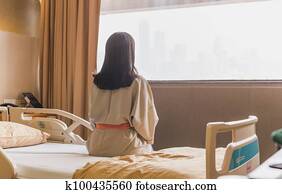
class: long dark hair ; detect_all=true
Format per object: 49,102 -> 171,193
94,32 -> 138,90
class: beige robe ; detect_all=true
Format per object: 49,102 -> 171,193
87,76 -> 159,157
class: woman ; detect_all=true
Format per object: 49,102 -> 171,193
87,32 -> 159,157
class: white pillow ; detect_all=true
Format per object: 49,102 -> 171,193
0,121 -> 49,148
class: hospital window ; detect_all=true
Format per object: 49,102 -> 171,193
98,0 -> 282,81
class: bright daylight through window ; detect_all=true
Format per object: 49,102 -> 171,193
98,0 -> 282,80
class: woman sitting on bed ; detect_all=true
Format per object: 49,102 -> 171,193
87,32 -> 159,157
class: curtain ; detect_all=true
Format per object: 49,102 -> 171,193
40,0 -> 100,138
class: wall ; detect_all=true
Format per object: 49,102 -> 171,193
151,81 -> 282,162
0,32 -> 38,103
0,0 -> 40,36
0,0 -> 40,104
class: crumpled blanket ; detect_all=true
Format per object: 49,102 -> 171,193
73,147 -> 225,179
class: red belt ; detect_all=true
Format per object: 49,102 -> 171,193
95,123 -> 130,130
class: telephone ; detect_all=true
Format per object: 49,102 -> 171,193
22,93 -> 43,108
0,93 -> 43,108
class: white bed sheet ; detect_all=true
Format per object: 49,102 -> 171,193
6,143 -> 107,179
5,143 -> 226,179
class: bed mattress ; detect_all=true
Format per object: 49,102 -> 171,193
6,143 -> 107,179
5,143 -> 225,179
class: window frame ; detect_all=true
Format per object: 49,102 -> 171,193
101,0 -> 267,15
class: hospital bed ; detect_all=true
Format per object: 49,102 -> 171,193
248,148 -> 282,179
0,107 -> 260,179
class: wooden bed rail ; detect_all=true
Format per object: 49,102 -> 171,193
0,107 -> 9,121
205,116 -> 259,178
8,108 -> 95,144
0,147 -> 15,179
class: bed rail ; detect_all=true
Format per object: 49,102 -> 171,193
0,147 -> 15,179
8,108 -> 94,145
0,107 -> 15,178
0,107 -> 9,121
206,116 -> 259,178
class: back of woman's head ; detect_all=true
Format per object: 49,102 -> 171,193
94,32 -> 138,90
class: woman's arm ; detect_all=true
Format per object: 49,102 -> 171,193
130,78 -> 159,144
